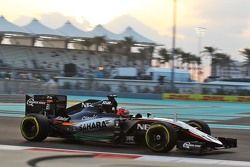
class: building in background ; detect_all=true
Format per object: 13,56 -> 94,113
207,61 -> 245,81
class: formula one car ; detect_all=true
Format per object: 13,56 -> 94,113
20,94 -> 237,154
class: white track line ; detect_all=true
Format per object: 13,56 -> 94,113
0,144 -> 32,150
0,144 -> 250,166
137,155 -> 250,167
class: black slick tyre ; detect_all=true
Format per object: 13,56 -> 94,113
187,119 -> 211,135
145,123 -> 177,153
20,114 -> 49,141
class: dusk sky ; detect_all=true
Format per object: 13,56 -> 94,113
0,0 -> 250,61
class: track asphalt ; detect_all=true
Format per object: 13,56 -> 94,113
0,96 -> 250,166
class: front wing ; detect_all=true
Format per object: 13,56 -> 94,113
176,137 -> 237,153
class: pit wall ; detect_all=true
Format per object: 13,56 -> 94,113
162,93 -> 250,102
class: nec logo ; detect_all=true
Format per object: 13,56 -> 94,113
137,123 -> 150,130
82,103 -> 93,107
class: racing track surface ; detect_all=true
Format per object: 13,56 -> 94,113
1,97 -> 250,163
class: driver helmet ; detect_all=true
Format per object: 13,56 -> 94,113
116,108 -> 129,117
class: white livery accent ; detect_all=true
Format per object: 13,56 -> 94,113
146,117 -> 223,146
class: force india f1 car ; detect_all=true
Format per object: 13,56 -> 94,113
20,95 -> 237,154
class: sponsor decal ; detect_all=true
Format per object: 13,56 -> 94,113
102,101 -> 112,105
82,102 -> 93,108
81,115 -> 98,120
27,98 -> 46,107
183,142 -> 201,149
137,123 -> 150,130
164,93 -> 250,103
238,97 -> 250,102
55,116 -> 69,121
80,121 -> 107,130
125,136 -> 135,144
202,95 -> 224,101
169,94 -> 192,100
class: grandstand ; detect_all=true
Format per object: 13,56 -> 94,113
0,45 -> 136,78
0,16 -> 156,80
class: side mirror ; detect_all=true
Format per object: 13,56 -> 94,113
135,113 -> 142,118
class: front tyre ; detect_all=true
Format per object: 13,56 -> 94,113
187,120 -> 211,135
20,114 -> 49,141
145,123 -> 177,153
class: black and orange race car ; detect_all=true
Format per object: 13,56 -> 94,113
20,94 -> 237,153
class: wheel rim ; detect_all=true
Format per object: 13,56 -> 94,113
21,118 -> 39,139
147,127 -> 168,151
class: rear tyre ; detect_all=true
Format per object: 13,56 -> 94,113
187,120 -> 211,135
145,123 -> 177,153
20,114 -> 49,141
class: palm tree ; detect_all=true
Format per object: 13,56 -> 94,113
180,51 -> 195,70
240,48 -> 250,76
180,52 -> 198,80
188,55 -> 203,81
122,37 -> 135,54
194,56 -> 202,81
138,48 -> 147,64
138,46 -> 155,66
202,46 -> 218,56
213,53 -> 232,78
222,54 -> 233,78
82,39 -> 93,50
189,56 -> 196,81
120,37 -> 135,63
106,43 -> 116,53
91,36 -> 106,51
173,48 -> 184,69
158,48 -> 171,67
146,46 -> 155,66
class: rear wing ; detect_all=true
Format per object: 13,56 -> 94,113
25,94 -> 118,117
25,95 -> 67,117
